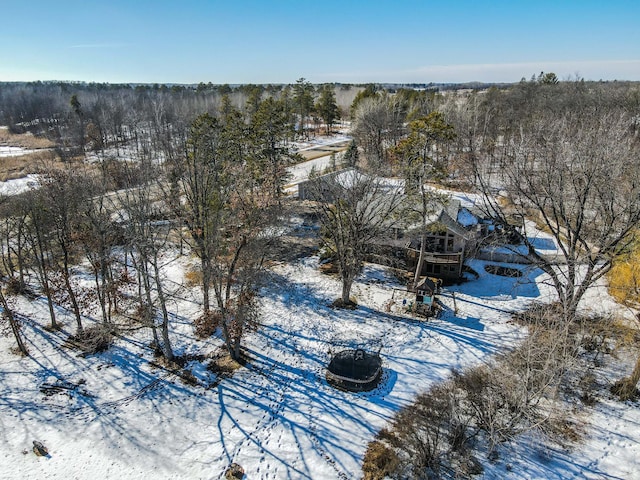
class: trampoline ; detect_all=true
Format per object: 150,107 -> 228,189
326,348 -> 383,392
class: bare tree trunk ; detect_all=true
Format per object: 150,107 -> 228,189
93,268 -> 109,324
233,326 -> 242,360
0,288 -> 28,356
152,257 -> 174,361
201,254 -> 211,315
139,257 -> 160,350
61,246 -> 83,333
341,275 -> 354,305
32,229 -> 58,329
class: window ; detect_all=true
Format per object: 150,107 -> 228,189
447,237 -> 454,251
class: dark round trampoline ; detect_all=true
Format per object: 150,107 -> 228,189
326,348 -> 383,392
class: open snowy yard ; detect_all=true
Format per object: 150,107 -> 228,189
1,253 -> 638,479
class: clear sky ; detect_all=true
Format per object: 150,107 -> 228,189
1,0 -> 639,84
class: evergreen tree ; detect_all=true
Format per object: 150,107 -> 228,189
315,84 -> 340,135
293,78 -> 315,139
343,140 -> 359,167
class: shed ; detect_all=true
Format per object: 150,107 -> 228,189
416,277 -> 438,306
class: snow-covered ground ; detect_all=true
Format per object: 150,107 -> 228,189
1,233 -> 638,479
290,134 -> 352,154
0,174 -> 39,196
0,146 -> 39,158
0,131 -> 639,478
287,154 -> 338,188
0,254 -> 520,479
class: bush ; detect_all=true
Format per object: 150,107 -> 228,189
207,351 -> 244,383
392,384 -> 457,477
184,269 -> 202,287
69,325 -> 114,354
4,277 -> 31,296
363,303 -> 585,478
362,441 -> 400,480
194,311 -> 221,338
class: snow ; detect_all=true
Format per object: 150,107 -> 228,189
0,146 -> 38,157
457,207 -> 479,227
290,134 -> 352,154
4,240 -> 637,479
287,154 -> 336,186
0,174 -> 39,196
0,248 -> 528,479
431,186 -> 486,209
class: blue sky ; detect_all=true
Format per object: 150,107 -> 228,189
1,0 -> 639,84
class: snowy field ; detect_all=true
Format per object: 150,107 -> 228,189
1,237 -> 638,479
0,174 -> 39,196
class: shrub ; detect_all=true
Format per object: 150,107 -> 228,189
194,311 -> 221,338
362,302 -> 615,479
5,277 -> 31,296
69,325 -> 114,354
207,351 -> 244,380
184,269 -> 202,287
393,384 -> 456,477
362,441 -> 400,480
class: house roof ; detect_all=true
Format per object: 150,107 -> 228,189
437,205 -> 472,240
416,276 -> 437,292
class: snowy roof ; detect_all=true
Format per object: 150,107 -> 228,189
457,207 -> 479,227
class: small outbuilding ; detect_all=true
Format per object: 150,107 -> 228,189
415,277 -> 438,306
326,349 -> 383,392
409,276 -> 441,317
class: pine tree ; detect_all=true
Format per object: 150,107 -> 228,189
315,84 -> 340,135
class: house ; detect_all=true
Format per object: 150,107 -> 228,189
297,168 -> 490,282
401,199 -> 493,282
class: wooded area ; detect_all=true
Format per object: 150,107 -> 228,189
1,77 -> 640,478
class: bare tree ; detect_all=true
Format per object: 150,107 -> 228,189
470,110 -> 640,323
173,113 -> 226,316
39,169 -> 91,333
22,189 -> 59,329
117,160 -> 175,361
210,178 -> 280,360
0,196 -> 30,293
77,184 -> 120,324
312,168 -> 404,306
351,94 -> 406,170
0,284 -> 28,356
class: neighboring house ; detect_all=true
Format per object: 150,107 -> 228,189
297,168 -> 363,201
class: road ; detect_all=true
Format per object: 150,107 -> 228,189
285,138 -> 351,195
